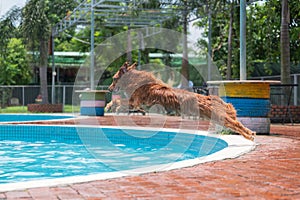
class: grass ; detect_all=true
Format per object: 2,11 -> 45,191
0,106 -> 28,113
0,105 -> 80,113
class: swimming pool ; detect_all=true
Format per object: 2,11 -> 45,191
0,124 -> 255,191
0,114 -> 74,123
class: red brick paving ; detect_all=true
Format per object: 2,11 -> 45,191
1,116 -> 300,199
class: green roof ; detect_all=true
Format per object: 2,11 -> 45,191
48,51 -> 88,67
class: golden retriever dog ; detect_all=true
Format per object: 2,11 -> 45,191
108,62 -> 255,140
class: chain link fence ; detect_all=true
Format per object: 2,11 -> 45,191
251,74 -> 299,106
0,85 -> 110,109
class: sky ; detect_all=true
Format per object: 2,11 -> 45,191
0,0 -> 26,17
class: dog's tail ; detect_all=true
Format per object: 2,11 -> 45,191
195,94 -> 255,141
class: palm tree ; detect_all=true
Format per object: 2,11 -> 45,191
22,0 -> 51,104
21,0 -> 76,104
280,0 -> 291,84
226,1 -> 235,80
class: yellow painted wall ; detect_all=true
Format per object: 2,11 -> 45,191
219,82 -> 270,98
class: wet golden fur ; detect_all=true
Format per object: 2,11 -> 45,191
105,98 -> 146,115
109,62 -> 255,140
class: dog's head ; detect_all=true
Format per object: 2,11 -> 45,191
108,62 -> 137,92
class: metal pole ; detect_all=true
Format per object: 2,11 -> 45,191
240,0 -> 246,80
138,31 -> 143,70
90,0 -> 95,90
22,86 -> 25,107
127,29 -> 132,63
63,85 -> 66,111
51,31 -> 56,103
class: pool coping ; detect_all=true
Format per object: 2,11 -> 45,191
0,125 -> 255,192
0,113 -> 79,124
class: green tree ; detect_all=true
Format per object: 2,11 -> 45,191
21,0 -> 76,104
162,0 -> 205,87
22,0 -> 50,103
0,7 -> 23,108
196,1 -> 236,78
196,0 -> 299,79
226,1 -> 235,80
0,38 -> 31,85
0,7 -> 21,58
0,7 -> 30,85
289,0 -> 300,64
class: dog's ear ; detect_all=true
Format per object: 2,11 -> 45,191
127,62 -> 137,70
119,62 -> 129,73
121,66 -> 127,73
124,61 -> 129,68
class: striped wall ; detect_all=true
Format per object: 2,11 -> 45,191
221,97 -> 270,117
77,90 -> 108,116
219,82 -> 272,134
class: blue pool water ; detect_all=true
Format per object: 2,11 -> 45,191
0,114 -> 73,122
0,125 -> 228,184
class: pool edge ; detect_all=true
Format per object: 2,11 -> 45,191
0,125 -> 255,192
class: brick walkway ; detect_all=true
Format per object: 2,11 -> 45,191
1,116 -> 300,199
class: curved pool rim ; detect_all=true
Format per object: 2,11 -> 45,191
0,113 -> 76,123
0,125 -> 255,192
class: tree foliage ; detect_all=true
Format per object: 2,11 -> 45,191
0,7 -> 31,86
196,0 -> 300,79
0,7 -> 22,58
21,0 -> 77,103
2,0 -> 297,89
0,38 -> 31,85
